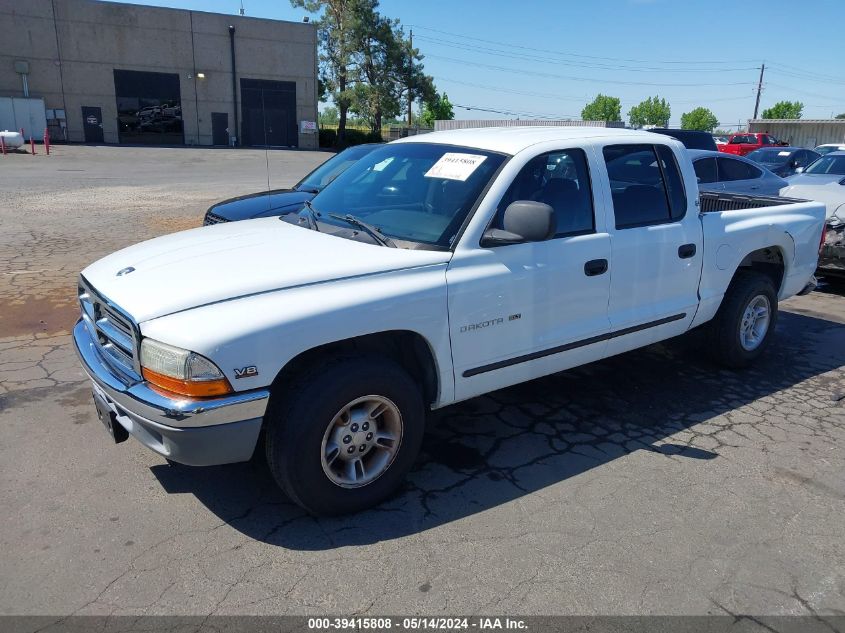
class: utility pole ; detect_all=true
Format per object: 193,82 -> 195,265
407,29 -> 413,127
753,63 -> 765,121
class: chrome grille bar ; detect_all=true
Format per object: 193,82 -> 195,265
78,276 -> 141,380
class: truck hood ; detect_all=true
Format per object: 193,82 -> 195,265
81,218 -> 452,323
780,174 -> 845,219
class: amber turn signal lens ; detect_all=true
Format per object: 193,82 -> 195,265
142,368 -> 232,398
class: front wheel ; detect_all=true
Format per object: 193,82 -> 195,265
265,356 -> 424,516
707,271 -> 778,368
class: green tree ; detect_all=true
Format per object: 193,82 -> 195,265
835,113 -> 845,119
581,94 -> 622,122
761,100 -> 803,119
318,106 -> 339,125
292,0 -> 370,143
296,0 -> 434,139
680,107 -> 719,132
628,96 -> 671,128
348,10 -> 434,133
419,92 -> 454,127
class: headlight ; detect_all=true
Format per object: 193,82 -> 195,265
140,338 -> 232,398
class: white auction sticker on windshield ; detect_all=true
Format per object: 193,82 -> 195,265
425,153 -> 487,181
778,151 -> 791,156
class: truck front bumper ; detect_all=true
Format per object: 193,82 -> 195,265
73,320 -> 269,466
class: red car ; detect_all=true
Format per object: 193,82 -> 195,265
719,132 -> 788,156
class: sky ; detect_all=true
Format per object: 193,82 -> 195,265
107,0 -> 845,128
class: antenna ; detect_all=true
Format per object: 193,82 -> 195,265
239,1 -> 245,16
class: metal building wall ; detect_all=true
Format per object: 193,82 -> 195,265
748,120 -> 845,149
0,0 -> 318,148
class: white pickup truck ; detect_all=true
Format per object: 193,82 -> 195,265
75,127 -> 825,515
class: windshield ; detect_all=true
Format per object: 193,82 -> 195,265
816,146 -> 845,156
733,134 -> 760,144
296,145 -> 378,192
804,154 -> 845,175
308,143 -> 506,248
747,149 -> 792,164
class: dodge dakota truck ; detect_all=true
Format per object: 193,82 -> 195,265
74,127 -> 825,515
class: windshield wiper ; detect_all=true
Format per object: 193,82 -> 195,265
300,200 -> 321,232
328,213 -> 396,248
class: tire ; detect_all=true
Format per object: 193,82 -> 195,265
265,355 -> 424,516
707,270 -> 778,368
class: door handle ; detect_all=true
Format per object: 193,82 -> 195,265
584,259 -> 608,276
678,243 -> 697,259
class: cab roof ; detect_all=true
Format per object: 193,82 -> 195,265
393,126 -> 675,156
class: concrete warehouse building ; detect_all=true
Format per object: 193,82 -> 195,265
0,0 -> 318,148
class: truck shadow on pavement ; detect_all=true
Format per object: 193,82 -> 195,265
151,309 -> 845,549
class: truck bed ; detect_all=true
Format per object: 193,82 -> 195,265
699,191 -> 809,213
694,192 -> 825,330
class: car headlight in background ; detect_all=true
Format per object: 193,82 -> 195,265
140,338 -> 232,398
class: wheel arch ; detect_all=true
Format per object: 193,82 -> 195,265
731,244 -> 787,295
270,330 -> 441,407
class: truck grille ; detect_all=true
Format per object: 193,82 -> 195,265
203,211 -> 229,226
78,277 -> 140,379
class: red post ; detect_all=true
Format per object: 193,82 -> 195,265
44,128 -> 50,155
1,135 -> 6,156
30,136 -> 36,155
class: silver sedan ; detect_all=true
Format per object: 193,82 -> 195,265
687,149 -> 788,196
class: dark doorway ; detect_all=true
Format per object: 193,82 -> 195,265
240,78 -> 297,147
81,106 -> 104,143
211,112 -> 229,146
114,69 -> 184,145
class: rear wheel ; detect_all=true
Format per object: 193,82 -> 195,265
708,271 -> 778,368
265,355 -> 424,516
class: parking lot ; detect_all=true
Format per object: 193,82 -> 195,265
1,145 -> 844,618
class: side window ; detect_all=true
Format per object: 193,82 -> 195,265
603,144 -> 673,229
717,157 -> 762,181
655,145 -> 687,220
798,151 -> 817,167
693,157 -> 717,184
761,135 -> 773,145
495,148 -> 594,237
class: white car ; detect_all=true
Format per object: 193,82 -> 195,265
814,143 -> 845,157
74,127 -> 825,515
780,151 -> 845,220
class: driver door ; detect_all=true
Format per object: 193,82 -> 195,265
447,147 -> 613,402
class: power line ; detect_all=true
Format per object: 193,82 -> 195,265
438,76 -> 756,105
767,63 -> 845,84
765,82 -> 845,104
453,103 -> 579,120
410,23 -> 759,65
415,34 -> 758,73
425,54 -> 757,87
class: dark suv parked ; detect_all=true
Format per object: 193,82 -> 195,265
648,128 -> 718,151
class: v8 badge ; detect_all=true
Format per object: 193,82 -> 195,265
234,365 -> 259,379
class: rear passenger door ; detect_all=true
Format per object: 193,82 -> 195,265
716,156 -> 763,193
600,143 -> 702,356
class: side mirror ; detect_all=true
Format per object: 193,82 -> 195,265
795,166 -> 804,174
481,200 -> 556,247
